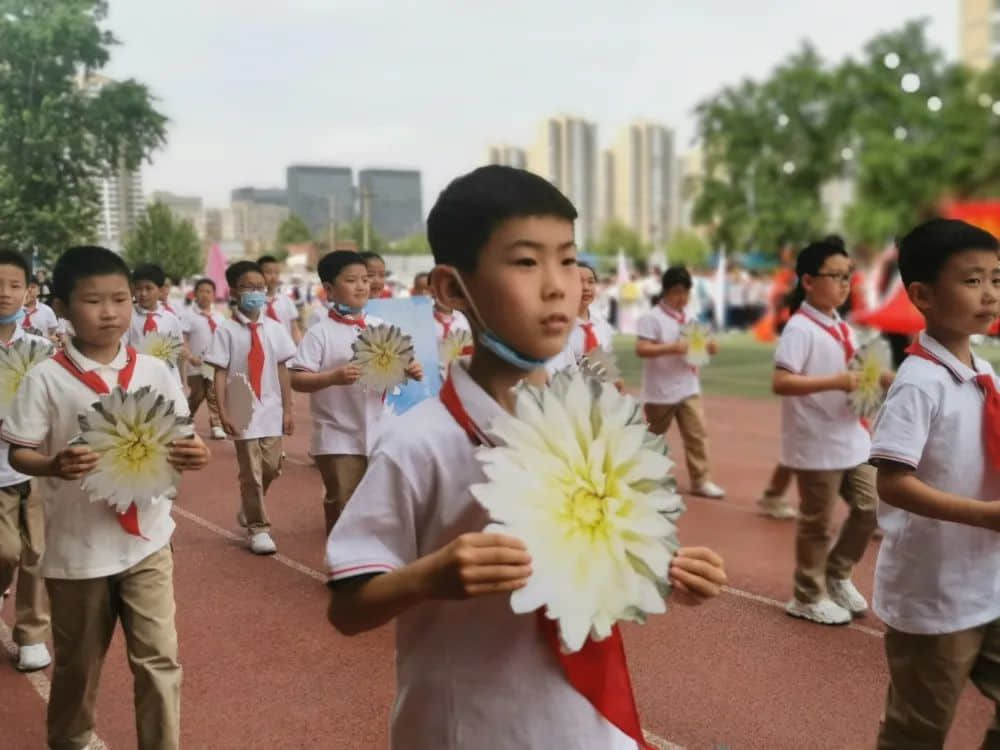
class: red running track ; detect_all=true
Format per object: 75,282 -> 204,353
1,395 -> 994,749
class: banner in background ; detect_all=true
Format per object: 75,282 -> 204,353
946,201 -> 1000,237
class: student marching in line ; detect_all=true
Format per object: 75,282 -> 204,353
21,275 -> 59,337
259,254 -> 303,345
127,264 -> 186,383
206,261 -> 296,556
362,251 -> 393,299
870,219 -> 1000,748
4,245 -> 209,750
325,166 -> 726,749
185,278 -> 226,440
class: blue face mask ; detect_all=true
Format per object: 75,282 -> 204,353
239,291 -> 267,312
329,301 -> 364,316
0,309 -> 25,325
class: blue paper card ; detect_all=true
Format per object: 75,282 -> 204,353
364,296 -> 442,414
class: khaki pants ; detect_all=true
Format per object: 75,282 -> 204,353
314,454 -> 368,535
644,396 -> 711,485
46,545 -> 180,750
764,463 -> 794,498
0,480 -> 50,645
878,620 -> 1000,749
187,375 -> 221,429
235,437 -> 283,534
793,464 -> 877,603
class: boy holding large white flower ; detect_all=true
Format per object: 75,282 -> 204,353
4,245 -> 209,750
325,166 -> 726,750
206,260 -> 296,556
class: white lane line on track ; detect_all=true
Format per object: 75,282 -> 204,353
721,585 -> 885,638
0,616 -> 109,749
173,504 -> 686,749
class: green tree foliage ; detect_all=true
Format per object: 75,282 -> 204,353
334,219 -> 386,253
589,220 -> 650,258
276,214 -> 312,247
665,230 -> 711,267
0,1 -> 168,263
124,202 -> 203,281
389,231 -> 431,256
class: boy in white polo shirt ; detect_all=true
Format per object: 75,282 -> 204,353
21,275 -> 59,337
127,263 -> 186,346
636,266 -> 725,499
259,254 -> 303,345
3,245 -> 209,750
290,251 -> 422,535
206,260 -> 296,556
870,219 -> 1000,749
325,166 -> 727,750
569,261 -> 615,358
774,239 -> 885,626
185,278 -> 226,440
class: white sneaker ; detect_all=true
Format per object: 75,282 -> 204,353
785,597 -> 851,625
210,426 -> 226,440
827,577 -> 868,615
249,532 -> 276,555
16,643 -> 51,672
692,480 -> 726,499
756,493 -> 797,520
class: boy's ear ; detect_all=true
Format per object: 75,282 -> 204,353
907,281 -> 933,313
429,265 -> 470,316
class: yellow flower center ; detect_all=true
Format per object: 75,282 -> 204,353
115,427 -> 156,471
565,484 -> 612,539
373,348 -> 395,371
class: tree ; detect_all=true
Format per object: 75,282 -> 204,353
276,214 -> 312,247
334,219 -> 386,253
124,202 -> 203,281
0,1 -> 168,263
665,230 -> 711,267
589,220 -> 650,258
389,231 -> 431,255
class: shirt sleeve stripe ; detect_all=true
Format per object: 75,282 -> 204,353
328,562 -> 396,581
869,451 -> 919,469
0,429 -> 42,448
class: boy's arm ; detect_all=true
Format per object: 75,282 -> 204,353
9,445 -> 97,479
635,338 -> 686,359
773,368 -> 857,396
278,363 -> 294,435
212,367 -> 237,437
877,462 -> 1000,531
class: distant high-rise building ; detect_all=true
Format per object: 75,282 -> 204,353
152,191 -> 205,238
960,0 -> 999,70
527,115 -> 598,246
486,145 -> 527,169
230,187 -> 289,253
358,169 -> 424,243
600,149 -> 616,229
96,163 -> 144,252
286,165 -> 354,238
609,120 -> 675,250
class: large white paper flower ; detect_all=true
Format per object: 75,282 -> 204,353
77,385 -> 193,512
136,332 -> 184,369
0,338 -> 53,417
849,336 -> 891,419
472,369 -> 684,653
577,347 -> 622,385
439,328 -> 473,370
682,322 -> 711,367
351,324 -> 415,391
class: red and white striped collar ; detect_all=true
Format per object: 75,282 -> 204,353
909,331 -> 985,384
443,360 -> 506,447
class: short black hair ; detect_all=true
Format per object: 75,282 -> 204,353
413,271 -> 430,283
898,218 -> 999,287
28,276 -> 42,287
426,165 -> 577,271
225,260 -> 263,289
359,251 -> 384,265
795,239 -> 849,278
257,254 -> 280,267
578,261 -> 598,281
0,250 -> 32,284
132,263 -> 166,287
194,277 -> 216,292
52,246 -> 130,304
318,251 -> 367,284
661,266 -> 693,293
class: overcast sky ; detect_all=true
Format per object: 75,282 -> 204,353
103,1 -> 957,212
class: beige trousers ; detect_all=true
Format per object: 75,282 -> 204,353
314,454 -> 369,535
186,374 -> 222,429
878,620 -> 1000,749
793,464 -> 877,603
46,545 -> 180,750
0,480 -> 50,645
644,395 -> 711,485
234,437 -> 284,533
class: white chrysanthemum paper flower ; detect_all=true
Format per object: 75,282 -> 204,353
351,324 -> 415,391
137,332 -> 184,369
471,369 -> 684,653
682,322 -> 711,367
0,338 -> 53,418
78,385 -> 194,512
439,329 -> 473,370
577,347 -> 622,385
225,373 -> 256,434
849,336 -> 891,419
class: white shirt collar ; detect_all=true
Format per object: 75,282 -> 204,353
800,301 -> 843,326
64,339 -> 128,373
232,308 -> 262,326
917,331 -> 988,383
448,360 -> 507,445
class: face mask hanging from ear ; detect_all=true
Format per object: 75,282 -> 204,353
0,309 -> 25,325
328,301 -> 364,316
447,268 -> 548,371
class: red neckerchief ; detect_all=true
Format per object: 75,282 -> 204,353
796,308 -> 855,362
162,302 -> 176,315
434,310 -> 453,339
234,315 -> 266,400
438,374 -> 651,749
141,310 -> 158,334
660,304 -> 686,325
52,346 -> 146,538
199,310 -> 217,334
328,308 -> 366,329
266,298 -> 280,322
580,318 -> 600,354
906,340 -> 1000,471
22,305 -> 36,329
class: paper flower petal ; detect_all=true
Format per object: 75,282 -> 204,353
225,374 -> 255,434
682,322 -> 711,367
849,336 -> 892,418
351,324 -> 415,391
0,338 -> 53,419
471,369 -> 685,653
136,332 -> 184,369
77,385 -> 193,512
577,347 -> 622,385
439,329 -> 473,370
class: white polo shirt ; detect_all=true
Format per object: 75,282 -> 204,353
326,361 -> 637,750
161,302 -> 191,334
21,302 -> 58,335
126,306 -> 185,347
544,342 -> 577,377
204,310 -> 296,440
2,341 -> 188,579
0,327 -> 50,489
870,332 -> 1000,635
568,309 -> 615,359
186,308 -> 225,361
266,293 -> 300,339
432,309 -> 472,343
289,313 -> 385,457
637,304 -> 699,405
774,302 -> 870,470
